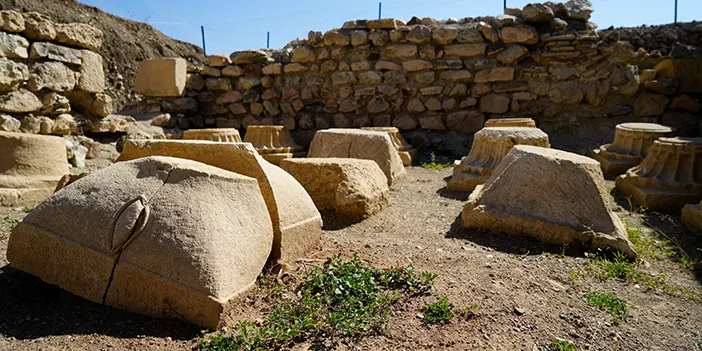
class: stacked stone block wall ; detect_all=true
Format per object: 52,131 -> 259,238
0,10 -> 111,136
129,2 -> 702,152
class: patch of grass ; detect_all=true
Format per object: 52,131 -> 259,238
421,162 -> 453,170
545,339 -> 578,351
198,254 -> 437,350
460,304 -> 479,320
585,291 -> 628,325
22,207 -> 33,213
423,296 -> 454,324
2,216 -> 19,229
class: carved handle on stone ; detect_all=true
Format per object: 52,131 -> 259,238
110,196 -> 150,252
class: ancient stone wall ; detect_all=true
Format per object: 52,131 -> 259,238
599,22 -> 702,56
0,10 -> 112,136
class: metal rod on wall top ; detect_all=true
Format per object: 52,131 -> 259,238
674,0 -> 678,23
267,31 -> 270,49
200,25 -> 207,56
504,0 -> 507,12
379,2 -> 382,19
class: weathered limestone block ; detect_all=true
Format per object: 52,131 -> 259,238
448,127 -> 550,192
77,50 -> 106,93
308,129 -> 406,185
446,110 -> 485,134
443,43 -> 487,57
206,54 -> 231,67
0,114 -> 20,132
23,12 -> 56,40
183,128 -> 242,143
522,3 -> 555,23
462,146 -> 636,259
117,141 -> 322,266
484,117 -> 535,128
682,201 -> 702,233
616,137 -> 702,212
0,10 -> 25,33
500,25 -> 539,45
0,131 -> 68,206
55,23 -> 104,51
0,89 -> 42,113
28,61 -> 76,92
0,58 -> 28,91
280,158 -> 389,224
362,126 -> 417,166
243,125 -> 304,165
134,58 -> 186,97
0,31 -> 29,59
229,50 -> 270,65
7,156 -> 273,329
29,42 -> 82,65
591,123 -> 673,175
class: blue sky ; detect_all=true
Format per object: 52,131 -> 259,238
79,0 -> 701,55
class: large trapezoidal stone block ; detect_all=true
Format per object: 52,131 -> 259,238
447,127 -> 550,192
7,156 -> 273,328
183,128 -> 242,143
280,158 -> 389,224
0,131 -> 68,206
483,117 -> 536,128
133,58 -> 186,97
591,122 -> 673,175
117,140 -> 322,266
362,126 -> 417,166
616,137 -> 702,212
682,200 -> 702,234
307,128 -> 406,185
243,125 -> 304,165
462,146 -> 637,259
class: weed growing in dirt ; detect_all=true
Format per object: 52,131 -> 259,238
22,207 -> 33,213
585,292 -> 628,325
198,254 -> 437,350
423,296 -> 454,324
545,339 -> 578,351
421,162 -> 453,170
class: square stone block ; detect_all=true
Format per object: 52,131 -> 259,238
134,58 -> 186,97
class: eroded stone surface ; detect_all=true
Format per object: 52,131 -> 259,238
682,201 -> 702,234
243,125 -> 303,165
591,122 -> 673,175
483,117 -> 536,128
0,131 -> 68,206
7,156 -> 273,329
362,126 -> 417,166
448,127 -> 550,192
308,129 -> 406,185
616,137 -> 702,212
117,140 -> 322,266
281,158 -> 389,224
462,145 -> 637,259
183,128 -> 242,143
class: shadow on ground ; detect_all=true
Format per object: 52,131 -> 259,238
444,214 -> 587,257
0,265 -> 200,340
435,186 -> 471,201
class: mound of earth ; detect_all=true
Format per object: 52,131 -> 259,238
0,0 -> 205,111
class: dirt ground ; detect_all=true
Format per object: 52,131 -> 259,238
1,166 -> 701,351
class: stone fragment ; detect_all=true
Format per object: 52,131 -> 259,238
243,125 -> 304,164
402,59 -> 432,72
375,60 -> 402,71
281,158 -> 389,223
440,70 -> 473,83
496,45 -> 529,65
368,18 -> 398,29
77,50 -> 106,93
484,118 -> 535,128
446,110 -> 485,134
237,77 -> 261,90
308,129 -> 406,185
381,44 -> 417,59
23,12 -> 56,40
361,126 -> 416,166
634,92 -> 669,117
682,201 -> 702,233
0,114 -> 20,132
351,31 -> 369,46
616,137 -> 702,212
406,25 -> 432,44
54,23 -> 104,50
500,25 -> 539,45
522,3 -> 555,23
566,0 -> 594,21
368,30 -> 390,46
51,113 -> 77,135
229,50 -> 270,65
134,58 -> 186,97
448,127 -> 549,192
393,115 -> 417,130
0,89 -> 42,113
0,32 -> 29,59
432,27 -> 459,45
669,95 -> 701,113
0,57 -> 28,91
419,116 -> 445,130
28,61 -> 76,92
367,97 -> 390,113
424,97 -> 442,111
474,67 -> 515,83
479,93 -> 510,114
360,71 -> 383,84
118,142 -> 321,265
0,10 -> 25,32
324,30 -> 351,46
457,28 -> 484,43
8,156 -> 273,329
591,123 -> 673,175
292,47 -> 316,63
462,145 -> 636,258
444,43 -> 487,57
183,128 -> 242,143
0,131 -> 68,206
549,82 -> 584,105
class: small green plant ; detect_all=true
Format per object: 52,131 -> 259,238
199,254 -> 437,350
421,162 -> 453,170
460,304 -> 479,320
585,292 -> 628,325
2,216 -> 19,229
423,296 -> 454,324
546,339 -> 578,351
22,207 -> 33,213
